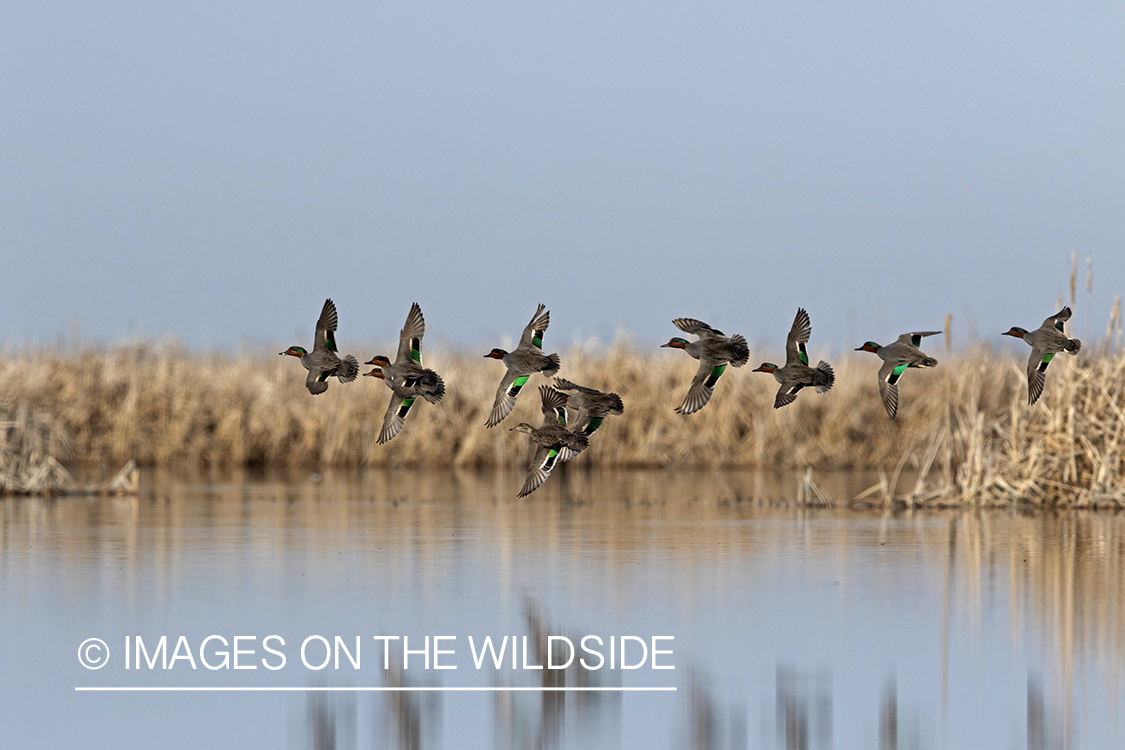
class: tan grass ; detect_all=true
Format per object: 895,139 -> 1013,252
1,338 -> 1123,504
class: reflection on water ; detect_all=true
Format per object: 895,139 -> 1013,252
2,468 -> 1124,749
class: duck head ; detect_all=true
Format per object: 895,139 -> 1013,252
661,337 -> 689,349
509,422 -> 535,434
752,363 -> 778,373
1002,327 -> 1028,339
365,355 -> 392,367
280,346 -> 307,358
484,348 -> 508,359
855,342 -> 882,353
364,368 -> 385,379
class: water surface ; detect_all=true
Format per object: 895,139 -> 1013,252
1,469 -> 1122,749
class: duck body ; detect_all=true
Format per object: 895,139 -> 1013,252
662,318 -> 750,415
484,304 -> 562,428
855,331 -> 940,419
1003,307 -> 1082,405
752,308 -> 834,408
280,298 -> 360,395
364,303 -> 445,444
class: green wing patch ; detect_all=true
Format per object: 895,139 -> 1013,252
397,397 -> 416,419
325,330 -> 338,353
532,330 -> 544,349
704,365 -> 727,388
583,416 -> 605,436
888,363 -> 909,385
509,375 -> 530,397
410,337 -> 422,364
798,343 -> 809,366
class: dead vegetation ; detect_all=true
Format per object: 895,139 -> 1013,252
1,322 -> 1123,504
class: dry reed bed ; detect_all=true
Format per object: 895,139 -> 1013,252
1,341 -> 1123,504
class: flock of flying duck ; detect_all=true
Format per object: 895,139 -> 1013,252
280,299 -> 1082,497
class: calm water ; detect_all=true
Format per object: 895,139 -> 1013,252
2,469 -> 1123,749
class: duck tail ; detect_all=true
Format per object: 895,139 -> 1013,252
542,353 -> 562,377
919,355 -> 939,368
337,354 -> 360,383
813,361 -> 834,393
1066,338 -> 1082,354
728,334 -> 751,367
607,393 -> 624,415
419,369 -> 446,403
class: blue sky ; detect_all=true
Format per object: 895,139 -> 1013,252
2,1 -> 1122,352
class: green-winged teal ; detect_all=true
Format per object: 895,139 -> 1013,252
752,308 -> 834,408
484,303 -> 562,428
855,331 -> 940,419
280,298 -> 360,395
363,302 -> 445,444
1003,307 -> 1082,405
509,386 -> 589,497
661,317 -> 750,414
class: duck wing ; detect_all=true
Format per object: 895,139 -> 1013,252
554,377 -> 597,396
1043,307 -> 1072,332
313,298 -> 341,355
539,385 -> 568,428
877,358 -> 904,419
377,390 -> 417,444
518,304 -> 550,349
395,302 -> 426,365
673,318 -> 724,339
894,331 -> 941,348
306,367 -> 330,395
677,359 -> 726,414
517,444 -> 560,498
784,308 -> 812,367
486,368 -> 524,428
1026,346 -> 1052,405
773,381 -> 804,409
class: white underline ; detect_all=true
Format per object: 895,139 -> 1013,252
75,686 -> 676,692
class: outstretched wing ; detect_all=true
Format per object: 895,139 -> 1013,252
784,308 -> 812,367
676,359 -> 726,414
1044,307 -> 1072,332
517,444 -> 560,498
306,368 -> 329,395
313,299 -> 340,354
396,303 -> 426,365
894,331 -> 941,348
518,304 -> 550,349
773,382 -> 803,409
539,385 -> 568,428
1026,346 -> 1053,405
877,359 -> 907,419
486,369 -> 530,428
377,392 -> 417,444
673,318 -> 723,338
554,377 -> 596,396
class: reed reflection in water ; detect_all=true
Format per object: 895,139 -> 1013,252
1,468 -> 1123,749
